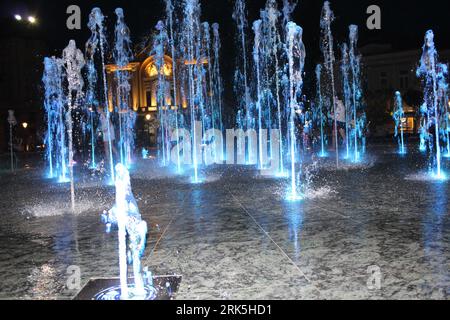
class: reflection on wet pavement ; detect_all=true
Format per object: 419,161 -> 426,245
0,146 -> 448,300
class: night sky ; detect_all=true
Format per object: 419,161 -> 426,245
2,0 -> 449,50
1,0 -> 449,101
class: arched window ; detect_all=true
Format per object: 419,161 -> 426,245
140,55 -> 174,109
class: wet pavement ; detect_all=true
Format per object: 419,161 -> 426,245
0,144 -> 449,300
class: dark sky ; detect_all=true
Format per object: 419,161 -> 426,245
2,0 -> 449,53
1,0 -> 449,98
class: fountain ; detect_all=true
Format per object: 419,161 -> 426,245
393,91 -> 407,155
263,0 -> 285,174
202,22 -> 219,164
212,23 -> 224,139
348,25 -> 366,162
282,0 -> 297,30
113,8 -> 136,169
84,42 -> 98,171
87,8 -> 115,181
43,57 -> 67,180
183,0 -> 200,182
152,20 -> 171,167
416,30 -> 448,179
442,80 -> 450,158
62,40 -> 85,212
314,64 -> 328,157
253,20 -> 265,170
100,164 -> 154,300
320,1 -> 339,168
165,0 -> 182,172
286,22 -> 305,201
340,44 -> 352,159
233,0 -> 253,163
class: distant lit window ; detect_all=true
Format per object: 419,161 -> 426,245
145,62 -> 172,78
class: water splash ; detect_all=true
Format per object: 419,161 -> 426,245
182,0 -> 203,183
320,1 -> 339,168
212,23 -> 224,161
393,91 -> 407,154
87,8 -> 115,181
416,30 -> 448,179
152,21 -> 171,167
142,148 -> 149,160
165,0 -> 182,173
286,22 -> 305,201
113,8 -> 136,169
263,0 -> 285,174
85,19 -> 99,171
348,25 -> 366,162
62,40 -> 85,212
282,0 -> 298,29
101,164 -> 150,300
43,57 -> 67,181
340,43 -> 351,159
314,64 -> 328,158
253,20 -> 264,170
233,0 -> 252,152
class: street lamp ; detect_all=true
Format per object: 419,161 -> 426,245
14,14 -> 22,21
28,16 -> 36,24
22,122 -> 28,129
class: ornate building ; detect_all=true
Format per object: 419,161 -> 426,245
106,49 -> 187,147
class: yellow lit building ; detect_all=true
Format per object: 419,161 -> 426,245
106,50 -> 187,146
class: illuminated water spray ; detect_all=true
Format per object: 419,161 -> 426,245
88,8 -> 115,181
43,58 -> 55,178
212,23 -> 224,161
315,64 -> 327,157
62,40 -> 85,212
233,0 -> 253,154
417,30 -> 448,179
165,0 -> 182,172
320,1 -> 339,168
153,21 -> 170,167
264,0 -> 285,174
340,44 -> 351,159
441,82 -> 450,158
348,25 -> 366,162
43,57 -> 67,181
85,36 -> 98,170
282,0 -> 297,29
183,0 -> 202,183
113,8 -> 136,169
286,22 -> 305,201
202,22 -> 221,163
393,91 -> 406,154
253,20 -> 264,169
100,164 -> 153,300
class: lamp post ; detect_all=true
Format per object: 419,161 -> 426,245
7,110 -> 17,172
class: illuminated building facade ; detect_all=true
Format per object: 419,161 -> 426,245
106,49 -> 187,147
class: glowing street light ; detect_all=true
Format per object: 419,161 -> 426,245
22,122 -> 28,129
28,16 -> 36,24
14,14 -> 22,21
